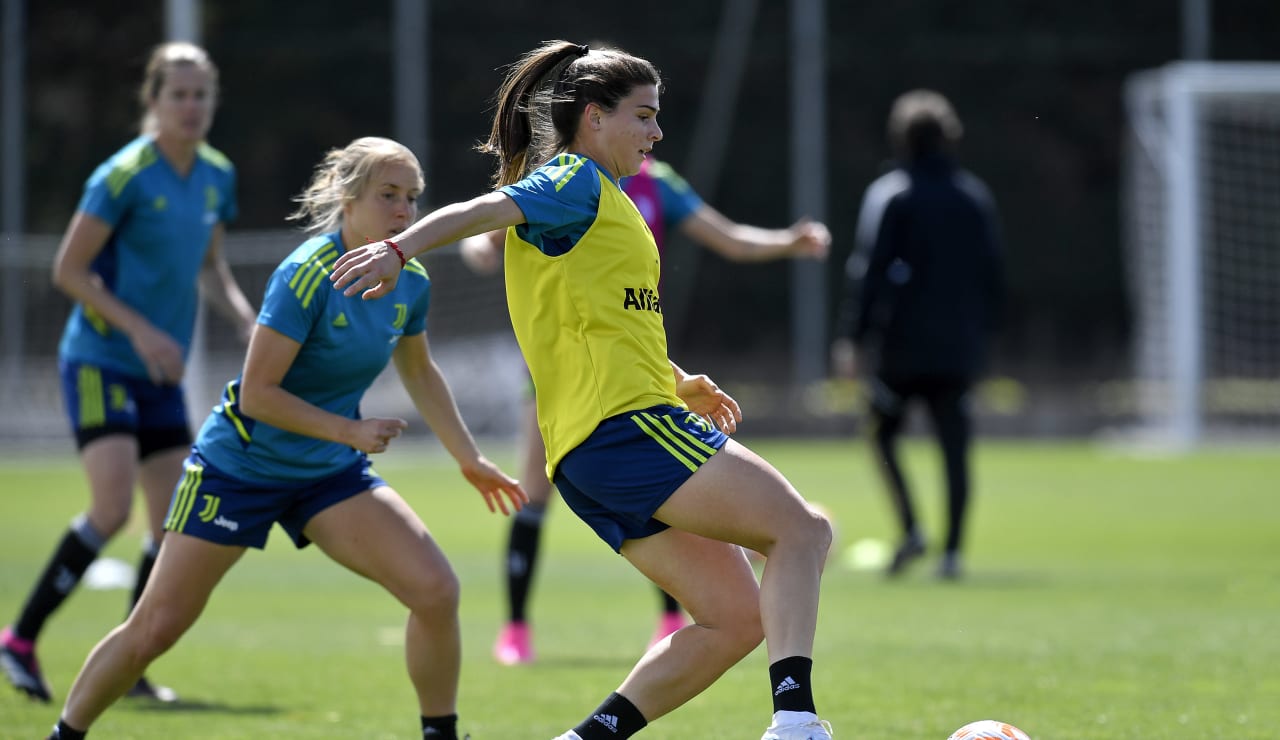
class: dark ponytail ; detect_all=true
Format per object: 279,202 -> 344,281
479,40 -> 661,187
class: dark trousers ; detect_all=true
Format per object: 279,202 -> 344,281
866,374 -> 973,554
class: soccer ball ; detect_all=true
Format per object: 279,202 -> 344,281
947,719 -> 1030,740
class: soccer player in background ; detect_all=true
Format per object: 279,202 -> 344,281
332,40 -> 835,740
461,153 -> 830,665
831,89 -> 1004,580
2,41 -> 256,704
42,136 -> 526,740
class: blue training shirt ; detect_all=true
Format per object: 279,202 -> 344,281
498,156 -> 701,259
499,156 -> 622,256
58,136 -> 238,378
193,231 -> 431,484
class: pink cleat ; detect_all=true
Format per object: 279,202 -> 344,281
1,625 -> 51,703
648,611 -> 688,648
493,621 -> 534,665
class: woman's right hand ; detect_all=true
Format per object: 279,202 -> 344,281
330,241 -> 404,299
129,324 -> 185,385
346,417 -> 409,454
787,218 -> 832,259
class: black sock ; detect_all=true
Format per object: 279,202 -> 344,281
49,719 -> 87,740
573,692 -> 647,739
421,713 -> 458,738
128,540 -> 160,617
769,656 -> 816,714
658,588 -> 680,615
15,520 -> 102,640
505,504 -> 545,623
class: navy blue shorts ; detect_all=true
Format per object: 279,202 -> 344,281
59,360 -> 191,456
553,405 -> 728,552
162,450 -> 387,550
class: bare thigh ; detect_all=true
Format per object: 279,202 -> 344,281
652,439 -> 825,556
622,528 -> 760,626
303,487 -> 457,607
129,531 -> 245,650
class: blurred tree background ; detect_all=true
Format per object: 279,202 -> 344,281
15,0 -> 1280,431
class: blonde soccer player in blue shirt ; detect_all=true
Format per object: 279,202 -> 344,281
42,136 -> 526,740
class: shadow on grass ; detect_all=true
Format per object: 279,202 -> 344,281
121,696 -> 283,716
521,655 -> 640,670
872,569 -> 1055,589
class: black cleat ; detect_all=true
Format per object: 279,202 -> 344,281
885,536 -> 926,577
1,626 -> 52,703
937,551 -> 963,580
127,675 -> 179,702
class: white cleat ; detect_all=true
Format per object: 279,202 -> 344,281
762,717 -> 834,740
552,732 -> 584,740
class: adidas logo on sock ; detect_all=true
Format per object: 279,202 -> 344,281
774,676 -> 801,696
593,713 -> 620,733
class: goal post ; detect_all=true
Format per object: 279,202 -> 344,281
1124,62 -> 1280,447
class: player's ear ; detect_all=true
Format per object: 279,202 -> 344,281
584,103 -> 603,131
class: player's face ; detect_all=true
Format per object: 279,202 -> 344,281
343,160 -> 422,245
151,64 -> 216,145
597,84 -> 662,178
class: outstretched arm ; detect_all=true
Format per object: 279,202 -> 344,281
679,204 -> 831,262
331,191 -> 524,300
393,332 -> 527,515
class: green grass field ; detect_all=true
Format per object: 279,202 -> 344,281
1,438 -> 1277,739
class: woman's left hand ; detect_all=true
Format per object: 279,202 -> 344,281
460,457 -> 528,516
676,373 -> 742,434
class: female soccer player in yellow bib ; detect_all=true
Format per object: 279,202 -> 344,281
332,41 -> 834,740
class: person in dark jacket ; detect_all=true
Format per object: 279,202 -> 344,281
831,89 -> 1003,579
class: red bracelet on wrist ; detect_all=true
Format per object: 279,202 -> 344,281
385,239 -> 407,268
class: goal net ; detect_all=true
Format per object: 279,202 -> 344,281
1124,62 -> 1280,447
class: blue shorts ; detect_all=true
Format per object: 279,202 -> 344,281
162,450 -> 387,550
59,360 -> 191,457
553,405 -> 728,552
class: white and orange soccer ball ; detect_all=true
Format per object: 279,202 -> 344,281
947,719 -> 1031,740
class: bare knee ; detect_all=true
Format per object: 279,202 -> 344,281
726,608 -> 765,657
804,505 -> 834,562
689,582 -> 763,658
85,504 -> 131,538
400,565 -> 460,619
125,609 -> 191,665
763,503 -> 833,562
